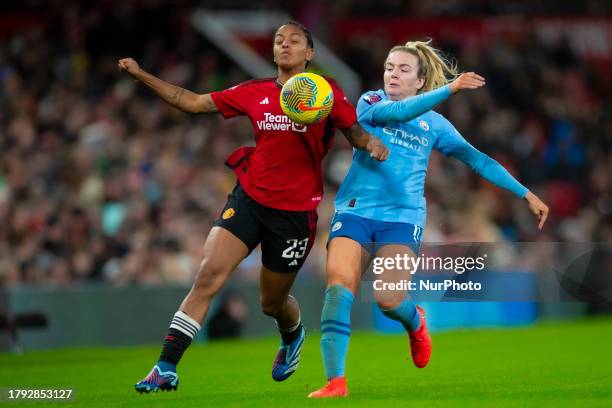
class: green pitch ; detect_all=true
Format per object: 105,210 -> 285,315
1,318 -> 611,407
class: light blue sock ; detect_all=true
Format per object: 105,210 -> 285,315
320,285 -> 354,380
380,299 -> 421,332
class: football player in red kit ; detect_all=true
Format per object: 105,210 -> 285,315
119,22 -> 388,393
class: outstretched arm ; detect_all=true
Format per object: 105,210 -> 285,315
340,123 -> 389,161
362,72 -> 485,124
445,141 -> 549,230
118,58 -> 217,114
447,142 -> 529,197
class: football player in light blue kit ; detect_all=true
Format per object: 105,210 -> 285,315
309,40 -> 549,398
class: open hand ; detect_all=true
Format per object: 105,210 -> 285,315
449,72 -> 486,94
525,191 -> 549,230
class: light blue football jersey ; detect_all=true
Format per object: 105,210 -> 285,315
335,88 -> 528,227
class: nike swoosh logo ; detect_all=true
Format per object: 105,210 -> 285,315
298,101 -> 324,112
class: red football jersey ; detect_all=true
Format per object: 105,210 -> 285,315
210,77 -> 357,211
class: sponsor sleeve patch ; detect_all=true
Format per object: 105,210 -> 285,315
362,93 -> 382,105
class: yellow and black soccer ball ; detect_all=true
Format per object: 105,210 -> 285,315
280,73 -> 334,125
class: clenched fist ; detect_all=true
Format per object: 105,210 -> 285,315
118,58 -> 141,77
367,136 -> 389,161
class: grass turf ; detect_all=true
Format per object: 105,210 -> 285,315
1,318 -> 611,407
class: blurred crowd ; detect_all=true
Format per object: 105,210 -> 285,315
0,1 -> 610,288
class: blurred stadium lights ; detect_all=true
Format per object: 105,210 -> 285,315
191,9 -> 362,100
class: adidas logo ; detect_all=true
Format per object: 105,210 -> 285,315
289,260 -> 298,266
260,97 -> 269,105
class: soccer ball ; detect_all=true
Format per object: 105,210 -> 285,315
280,73 -> 334,125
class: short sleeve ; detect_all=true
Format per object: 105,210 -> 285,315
210,82 -> 251,119
328,79 -> 357,129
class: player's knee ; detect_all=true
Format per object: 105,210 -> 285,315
260,297 -> 283,317
326,267 -> 357,292
192,258 -> 227,297
374,290 -> 405,311
376,298 -> 402,311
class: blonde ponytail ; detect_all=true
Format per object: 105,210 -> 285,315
389,39 -> 459,93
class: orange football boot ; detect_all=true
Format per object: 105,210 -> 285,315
308,376 -> 348,398
409,306 -> 432,368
